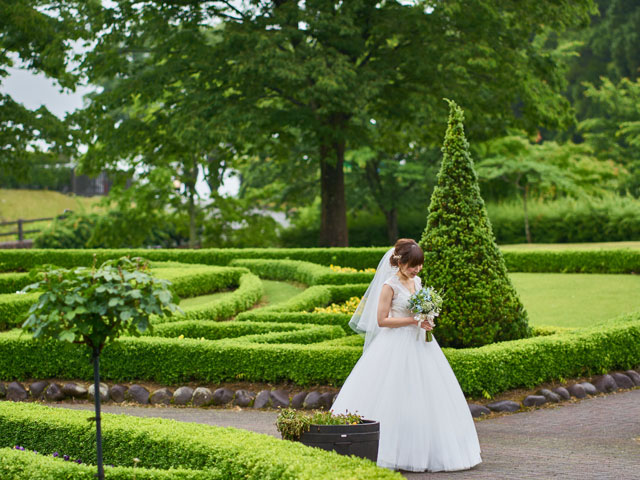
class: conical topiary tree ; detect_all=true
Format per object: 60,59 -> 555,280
419,100 -> 530,348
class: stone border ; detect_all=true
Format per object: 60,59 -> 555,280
2,369 -> 639,416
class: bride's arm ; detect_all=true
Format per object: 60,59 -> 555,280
377,284 -> 418,328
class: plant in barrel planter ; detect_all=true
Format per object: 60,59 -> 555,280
276,409 -> 380,462
21,256 -> 179,480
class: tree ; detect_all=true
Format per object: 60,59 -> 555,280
579,77 -> 640,196
419,100 -> 530,348
22,257 -> 179,480
0,0 -> 82,177
475,135 -> 620,242
64,0 -> 595,246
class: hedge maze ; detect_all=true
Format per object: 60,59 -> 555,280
0,248 -> 639,396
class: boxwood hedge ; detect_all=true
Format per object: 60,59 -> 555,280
229,259 -> 374,285
0,403 -> 401,480
1,311 -> 638,394
1,247 -> 637,274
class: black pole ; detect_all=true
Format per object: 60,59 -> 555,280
93,348 -> 105,480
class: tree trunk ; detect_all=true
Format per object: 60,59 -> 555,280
185,162 -> 199,248
92,348 -> 105,480
522,184 -> 532,243
319,142 -> 348,247
385,207 -> 398,245
187,189 -> 197,248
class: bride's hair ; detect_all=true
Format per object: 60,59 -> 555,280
390,238 -> 424,268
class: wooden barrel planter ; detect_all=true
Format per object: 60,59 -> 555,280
299,420 -> 380,462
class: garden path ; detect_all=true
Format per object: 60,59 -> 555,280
54,389 -> 640,480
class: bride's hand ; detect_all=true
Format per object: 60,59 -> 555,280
421,322 -> 433,331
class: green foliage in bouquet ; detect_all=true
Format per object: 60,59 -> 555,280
420,100 -> 531,348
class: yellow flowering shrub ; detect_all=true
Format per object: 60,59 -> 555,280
329,264 -> 376,274
314,296 -> 362,314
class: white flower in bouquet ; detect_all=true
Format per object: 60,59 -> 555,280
407,286 -> 444,342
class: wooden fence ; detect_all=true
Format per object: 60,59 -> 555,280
0,217 -> 54,241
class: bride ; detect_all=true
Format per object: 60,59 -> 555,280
331,238 -> 482,472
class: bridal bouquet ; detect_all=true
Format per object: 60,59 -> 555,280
408,286 -> 444,342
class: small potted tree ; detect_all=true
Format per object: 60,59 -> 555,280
22,256 -> 179,480
276,409 -> 380,462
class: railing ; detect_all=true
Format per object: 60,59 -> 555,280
0,217 -> 55,241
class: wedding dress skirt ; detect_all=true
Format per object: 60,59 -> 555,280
331,279 -> 482,472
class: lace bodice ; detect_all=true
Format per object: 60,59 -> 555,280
383,274 -> 422,318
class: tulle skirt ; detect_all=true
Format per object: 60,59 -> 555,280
331,325 -> 482,472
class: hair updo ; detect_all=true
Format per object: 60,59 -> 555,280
389,238 -> 424,268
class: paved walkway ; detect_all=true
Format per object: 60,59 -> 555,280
54,389 -> 640,480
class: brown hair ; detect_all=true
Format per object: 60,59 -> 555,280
389,238 -> 424,268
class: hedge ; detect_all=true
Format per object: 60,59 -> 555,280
154,265 -> 247,298
235,312 -> 352,333
229,259 -> 374,285
157,272 -> 264,323
1,311 -> 638,393
251,283 -> 368,314
150,320 -> 307,340
501,250 -> 640,274
0,268 -> 259,332
0,248 -> 387,272
446,311 -> 640,397
0,448 -> 224,480
0,293 -> 38,332
1,247 -> 638,274
151,320 -> 345,345
0,403 -> 401,480
0,273 -> 33,294
0,329 -> 362,385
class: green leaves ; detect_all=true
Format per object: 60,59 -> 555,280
21,256 -> 178,352
421,101 -> 531,348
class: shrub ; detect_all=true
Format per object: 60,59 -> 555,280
0,448 -> 223,480
234,312 -> 353,333
0,403 -> 401,480
487,197 -> 640,244
0,272 -> 33,294
172,272 -> 263,322
1,311 -> 638,392
0,293 -> 38,331
229,259 -> 374,285
3,247 -> 637,274
420,101 -> 530,348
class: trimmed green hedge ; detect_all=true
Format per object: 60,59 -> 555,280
154,265 -> 247,298
1,312 -> 638,392
151,320 -> 304,340
0,293 -> 38,332
446,311 -> 640,396
235,312 -> 352,333
0,273 -> 32,294
253,283 -> 368,314
0,403 -> 401,480
151,320 -> 345,345
0,248 -> 387,272
229,259 -> 374,285
2,247 -> 638,274
158,272 -> 263,323
501,250 -> 640,274
0,448 -> 224,480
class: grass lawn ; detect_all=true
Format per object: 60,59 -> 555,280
501,241 -> 640,251
510,272 -> 640,328
179,291 -> 236,310
260,279 -> 305,306
178,280 -> 303,313
0,189 -> 102,240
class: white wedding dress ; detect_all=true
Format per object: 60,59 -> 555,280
331,274 -> 482,472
